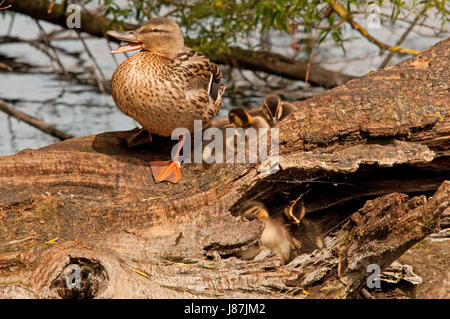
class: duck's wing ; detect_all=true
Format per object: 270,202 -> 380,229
173,48 -> 223,101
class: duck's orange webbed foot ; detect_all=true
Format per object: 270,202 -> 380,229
118,128 -> 152,147
150,160 -> 181,184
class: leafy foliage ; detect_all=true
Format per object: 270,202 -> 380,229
93,0 -> 449,57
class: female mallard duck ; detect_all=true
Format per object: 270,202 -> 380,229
107,17 -> 226,183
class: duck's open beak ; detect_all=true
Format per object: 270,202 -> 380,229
107,30 -> 142,54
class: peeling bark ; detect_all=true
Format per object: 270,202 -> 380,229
0,38 -> 449,298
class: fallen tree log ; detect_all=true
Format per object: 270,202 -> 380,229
0,38 -> 448,298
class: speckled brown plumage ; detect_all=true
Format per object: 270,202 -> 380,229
109,18 -> 226,137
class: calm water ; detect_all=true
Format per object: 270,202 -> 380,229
0,11 -> 446,156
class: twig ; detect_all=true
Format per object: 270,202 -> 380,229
324,215 -> 353,236
0,99 -> 73,140
34,19 -> 72,82
360,288 -> 375,299
106,39 -> 119,67
305,31 -> 319,87
263,179 -> 356,187
251,70 -> 270,84
286,189 -> 310,224
75,30 -> 112,108
379,7 -> 427,69
0,0 -> 11,10
162,7 -> 179,18
0,35 -> 83,61
75,30 -> 107,81
38,28 -> 69,41
328,0 -> 419,55
237,69 -> 258,88
47,0 -> 55,14
351,11 -> 449,36
22,38 -> 69,94
7,12 -> 15,35
0,62 -> 12,71
29,41 -> 65,79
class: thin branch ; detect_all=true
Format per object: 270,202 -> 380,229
34,20 -> 72,82
360,288 -> 376,299
75,30 -> 112,108
75,31 -> 107,81
0,99 -> 73,140
237,69 -> 258,88
0,35 -> 83,61
6,12 -> 15,35
305,31 -> 319,87
379,7 -> 427,69
0,62 -> 12,71
106,39 -> 119,67
328,0 -> 419,55
20,37 -> 69,92
47,0 -> 55,14
352,11 -> 450,36
37,28 -> 69,41
161,7 -> 179,18
0,0 -> 11,10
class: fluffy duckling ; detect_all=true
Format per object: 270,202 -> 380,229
201,111 -> 267,164
284,200 -> 324,253
209,108 -> 270,163
228,107 -> 270,129
107,17 -> 225,183
201,121 -> 239,164
276,101 -> 298,122
249,94 -> 298,126
239,200 -> 294,264
259,94 -> 281,126
202,107 -> 271,164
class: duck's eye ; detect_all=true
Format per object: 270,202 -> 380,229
140,28 -> 166,34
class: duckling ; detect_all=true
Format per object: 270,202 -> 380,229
225,108 -> 271,162
247,95 -> 297,126
284,200 -> 324,253
259,94 -> 281,126
107,17 -> 226,183
239,200 -> 294,264
201,121 -> 239,164
228,107 -> 270,129
202,108 -> 270,164
276,101 -> 298,122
